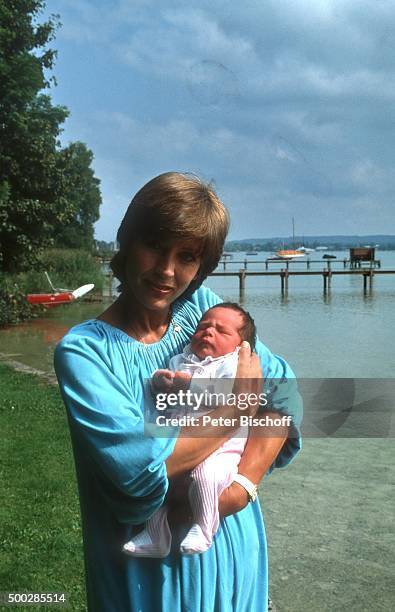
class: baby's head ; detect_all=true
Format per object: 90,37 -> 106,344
190,303 -> 256,360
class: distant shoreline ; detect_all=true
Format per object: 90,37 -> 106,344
223,246 -> 395,252
224,235 -> 395,252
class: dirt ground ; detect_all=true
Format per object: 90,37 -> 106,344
261,438 -> 395,612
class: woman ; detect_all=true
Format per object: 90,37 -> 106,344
54,172 -> 302,612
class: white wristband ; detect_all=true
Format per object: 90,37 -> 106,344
233,473 -> 258,503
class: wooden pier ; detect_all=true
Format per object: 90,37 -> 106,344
219,258 -> 381,271
100,257 -> 393,300
210,268 -> 395,300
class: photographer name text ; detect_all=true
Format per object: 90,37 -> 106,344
155,414 -> 292,428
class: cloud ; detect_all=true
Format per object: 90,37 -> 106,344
82,102 -> 393,239
49,0 -> 395,239
116,7 -> 258,93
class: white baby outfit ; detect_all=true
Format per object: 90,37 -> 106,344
123,344 -> 248,557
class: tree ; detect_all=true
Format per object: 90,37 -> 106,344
0,1 -> 101,271
53,142 -> 101,250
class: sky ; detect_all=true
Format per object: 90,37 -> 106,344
42,0 -> 395,242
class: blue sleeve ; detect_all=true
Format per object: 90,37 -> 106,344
189,285 -> 223,313
54,334 -> 178,524
255,339 -> 303,472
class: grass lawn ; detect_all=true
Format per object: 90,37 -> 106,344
0,364 -> 85,610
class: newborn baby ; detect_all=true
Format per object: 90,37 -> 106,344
123,302 -> 257,557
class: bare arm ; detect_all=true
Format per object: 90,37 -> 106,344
218,415 -> 289,516
165,341 -> 262,478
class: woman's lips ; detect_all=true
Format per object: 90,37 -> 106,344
146,280 -> 174,295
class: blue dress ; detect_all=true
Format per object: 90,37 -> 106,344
54,286 -> 302,612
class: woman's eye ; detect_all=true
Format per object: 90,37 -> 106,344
181,252 -> 198,263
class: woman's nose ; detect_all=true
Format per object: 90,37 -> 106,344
156,251 -> 176,277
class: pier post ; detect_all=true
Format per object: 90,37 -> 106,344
223,260 -> 226,271
344,259 -> 347,269
325,261 -> 332,289
369,268 -> 374,290
265,259 -> 268,270
244,259 -> 248,270
239,270 -> 246,301
323,269 -> 329,294
280,269 -> 289,295
307,259 -> 310,270
362,270 -> 374,294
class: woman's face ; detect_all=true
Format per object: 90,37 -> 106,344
125,237 -> 202,312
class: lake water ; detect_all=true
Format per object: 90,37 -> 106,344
1,250 -> 394,379
1,251 -> 394,611
205,250 -> 395,378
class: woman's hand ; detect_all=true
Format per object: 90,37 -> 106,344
165,468 -> 252,525
218,482 -> 250,517
166,477 -> 250,525
233,341 -> 263,417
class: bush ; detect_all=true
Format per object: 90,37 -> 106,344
40,249 -> 104,292
0,277 -> 39,326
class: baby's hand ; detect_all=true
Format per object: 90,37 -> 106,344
172,371 -> 192,392
152,369 -> 175,392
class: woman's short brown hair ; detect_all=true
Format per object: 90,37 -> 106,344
110,172 -> 229,297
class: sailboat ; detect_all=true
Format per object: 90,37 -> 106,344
296,245 -> 315,254
275,218 -> 306,259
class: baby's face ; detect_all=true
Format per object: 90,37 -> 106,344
190,307 -> 243,359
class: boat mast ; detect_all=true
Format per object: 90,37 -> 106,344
292,216 -> 295,248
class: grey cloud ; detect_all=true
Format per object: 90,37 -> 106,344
50,0 -> 395,239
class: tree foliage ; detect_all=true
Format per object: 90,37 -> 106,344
53,142 -> 101,250
0,1 -> 102,272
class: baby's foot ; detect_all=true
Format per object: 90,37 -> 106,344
180,523 -> 211,555
123,508 -> 171,558
123,528 -> 170,558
